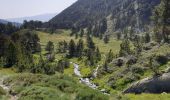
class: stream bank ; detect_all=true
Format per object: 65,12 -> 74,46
72,62 -> 110,95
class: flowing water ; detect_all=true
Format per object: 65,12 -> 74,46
72,62 -> 110,95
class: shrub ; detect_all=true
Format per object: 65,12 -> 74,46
131,66 -> 144,75
76,88 -> 109,100
19,86 -> 69,100
0,86 -> 6,96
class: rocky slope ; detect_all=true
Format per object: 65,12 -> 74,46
124,72 -> 170,94
49,0 -> 160,33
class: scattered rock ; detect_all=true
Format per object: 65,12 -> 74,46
112,57 -> 125,67
126,55 -> 137,65
156,55 -> 168,65
143,42 -> 158,50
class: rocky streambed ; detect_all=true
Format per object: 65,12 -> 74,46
71,62 -> 109,95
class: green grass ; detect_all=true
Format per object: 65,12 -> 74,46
126,93 -> 170,100
0,68 -> 16,76
93,37 -> 121,54
26,30 -> 170,100
64,64 -> 74,76
37,30 -> 121,55
37,30 -> 82,49
3,73 -> 109,100
80,67 -> 92,77
37,30 -> 122,78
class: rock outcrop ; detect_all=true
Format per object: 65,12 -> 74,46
124,72 -> 170,94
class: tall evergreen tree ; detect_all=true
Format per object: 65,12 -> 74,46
153,9 -> 163,43
133,35 -> 143,56
68,39 -> 76,57
144,32 -> 151,43
86,34 -> 95,50
96,47 -> 101,61
76,39 -> 84,57
57,41 -> 68,53
162,0 -> 170,43
45,41 -> 54,54
86,49 -> 95,66
119,39 -> 131,57
103,61 -> 108,72
106,50 -> 114,63
75,32 -> 78,39
5,42 -> 17,67
80,29 -> 84,37
15,42 -> 33,72
100,18 -> 107,34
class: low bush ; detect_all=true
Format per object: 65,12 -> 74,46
0,86 -> 6,95
76,88 -> 109,100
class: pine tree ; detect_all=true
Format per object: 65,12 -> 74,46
80,29 -> 84,37
103,61 -> 108,72
15,42 -> 33,72
119,39 -> 131,57
76,39 -> 84,57
32,54 -> 45,74
75,32 -> 78,39
86,49 -> 95,66
144,33 -> 151,43
45,41 -> 54,54
68,39 -> 76,57
57,59 -> 69,73
162,0 -> 170,43
134,35 -> 143,56
153,0 -> 170,43
86,34 -> 95,50
153,8 -> 162,43
96,47 -> 101,61
103,35 -> 109,44
5,42 -> 17,67
116,32 -> 121,40
106,50 -> 114,63
57,41 -> 68,53
100,18 -> 107,34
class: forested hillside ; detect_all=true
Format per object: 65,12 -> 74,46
0,0 -> 170,100
49,0 -> 160,32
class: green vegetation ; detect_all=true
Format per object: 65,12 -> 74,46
126,94 -> 170,100
3,73 -> 108,100
0,0 -> 169,99
0,87 -> 6,96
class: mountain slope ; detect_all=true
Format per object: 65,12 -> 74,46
0,19 -> 9,24
0,19 -> 21,27
49,0 -> 160,32
7,13 -> 57,23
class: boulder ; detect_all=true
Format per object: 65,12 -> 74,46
124,72 -> 170,94
143,42 -> 158,50
112,57 -> 125,67
126,55 -> 137,65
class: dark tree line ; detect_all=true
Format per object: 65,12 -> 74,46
0,23 -> 19,35
0,30 -> 40,70
22,20 -> 43,29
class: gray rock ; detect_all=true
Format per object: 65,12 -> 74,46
124,72 -> 170,94
112,57 -> 125,67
